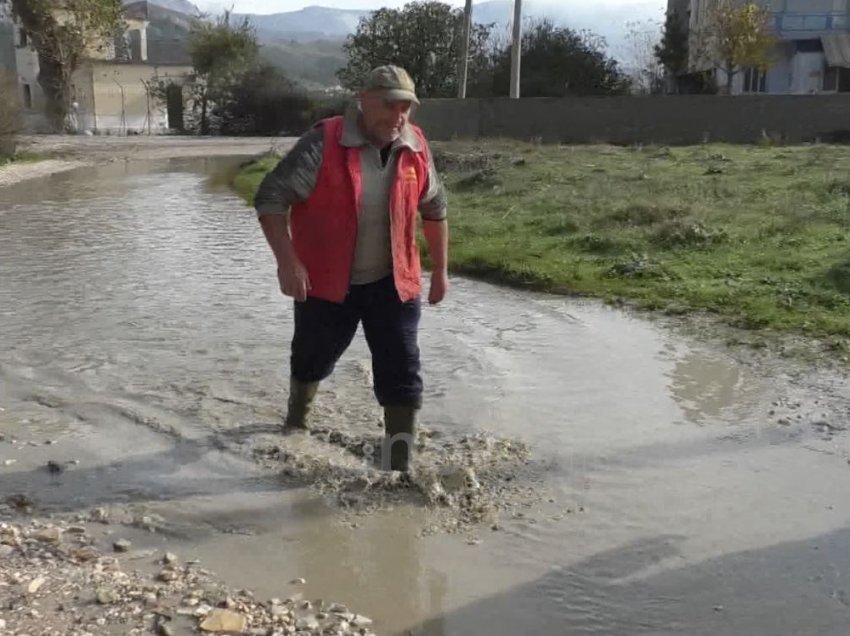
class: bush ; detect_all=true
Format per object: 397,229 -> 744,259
217,65 -> 316,136
216,66 -> 350,136
0,69 -> 23,159
308,95 -> 348,123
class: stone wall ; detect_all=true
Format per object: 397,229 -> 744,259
413,95 -> 850,145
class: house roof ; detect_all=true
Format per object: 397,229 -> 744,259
822,33 -> 850,68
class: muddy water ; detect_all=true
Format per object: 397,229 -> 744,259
3,158 -> 850,635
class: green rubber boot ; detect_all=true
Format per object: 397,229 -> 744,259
382,406 -> 417,472
284,377 -> 319,431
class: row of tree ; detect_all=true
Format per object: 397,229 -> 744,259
6,0 -> 333,135
338,2 -> 632,98
9,0 -> 636,133
182,13 -> 346,135
340,0 -> 775,99
6,0 -> 777,136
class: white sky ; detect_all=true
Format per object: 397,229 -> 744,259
196,0 -> 657,15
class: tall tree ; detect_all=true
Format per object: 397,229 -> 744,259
0,68 -> 22,157
484,20 -> 631,97
624,19 -> 664,95
10,0 -> 123,131
698,0 -> 776,94
338,1 -> 492,98
654,9 -> 689,91
188,11 -> 258,134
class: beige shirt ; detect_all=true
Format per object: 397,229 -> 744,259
340,108 -> 422,284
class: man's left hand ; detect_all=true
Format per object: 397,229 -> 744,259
428,269 -> 448,305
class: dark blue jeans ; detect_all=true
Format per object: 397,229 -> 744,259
291,276 -> 423,408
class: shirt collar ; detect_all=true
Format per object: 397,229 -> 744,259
340,102 -> 421,152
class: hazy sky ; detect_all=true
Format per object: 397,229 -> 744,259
195,0 -> 658,15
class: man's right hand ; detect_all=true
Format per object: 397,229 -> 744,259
278,259 -> 311,301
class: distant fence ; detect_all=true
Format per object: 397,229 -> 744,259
413,95 -> 850,145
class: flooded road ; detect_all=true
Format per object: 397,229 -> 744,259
2,157 -> 850,635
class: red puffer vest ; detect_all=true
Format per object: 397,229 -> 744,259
289,116 -> 431,304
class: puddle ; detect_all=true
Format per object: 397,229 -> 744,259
2,158 -> 850,634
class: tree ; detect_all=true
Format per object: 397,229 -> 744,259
654,10 -> 689,92
188,11 -> 258,134
0,68 -> 23,157
698,0 -> 776,94
338,1 -> 492,98
624,19 -> 664,95
10,0 -> 123,131
217,64 -> 313,136
482,20 -> 631,97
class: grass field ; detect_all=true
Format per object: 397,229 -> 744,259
233,141 -> 850,341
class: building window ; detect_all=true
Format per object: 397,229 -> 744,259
743,68 -> 767,93
18,28 -> 28,48
22,84 -> 32,109
824,66 -> 838,91
824,66 -> 850,92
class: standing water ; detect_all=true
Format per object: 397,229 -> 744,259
2,158 -> 850,635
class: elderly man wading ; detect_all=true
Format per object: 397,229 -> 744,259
254,65 -> 449,472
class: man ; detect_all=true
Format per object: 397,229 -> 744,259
253,65 -> 449,473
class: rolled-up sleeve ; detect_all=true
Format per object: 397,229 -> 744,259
254,127 -> 324,217
419,140 -> 447,221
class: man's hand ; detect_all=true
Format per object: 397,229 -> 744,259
422,219 -> 448,305
278,258 -> 311,301
428,268 -> 448,305
259,214 -> 310,301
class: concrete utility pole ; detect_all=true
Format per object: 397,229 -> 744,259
457,0 -> 473,98
509,0 -> 522,98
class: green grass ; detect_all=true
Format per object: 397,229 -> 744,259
231,154 -> 278,206
232,141 -> 850,340
0,151 -> 44,167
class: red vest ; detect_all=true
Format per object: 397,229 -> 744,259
289,116 -> 431,304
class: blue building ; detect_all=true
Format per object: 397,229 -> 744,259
675,0 -> 850,93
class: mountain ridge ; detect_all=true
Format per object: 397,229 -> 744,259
236,1 -> 664,52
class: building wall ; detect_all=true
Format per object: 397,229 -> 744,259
790,51 -> 826,93
71,66 -> 96,132
414,95 -> 850,145
13,27 -> 47,128
74,62 -> 192,133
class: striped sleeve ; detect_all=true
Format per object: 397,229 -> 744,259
418,140 -> 447,221
253,127 -> 324,217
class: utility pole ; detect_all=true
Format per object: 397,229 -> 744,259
457,0 -> 473,98
509,0 -> 522,98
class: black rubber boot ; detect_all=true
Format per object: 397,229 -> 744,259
382,406 -> 417,472
284,377 -> 319,431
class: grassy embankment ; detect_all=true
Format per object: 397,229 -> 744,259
0,151 -> 43,167
233,142 -> 850,343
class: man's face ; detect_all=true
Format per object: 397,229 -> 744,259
359,90 -> 413,145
